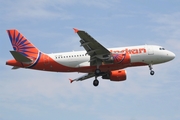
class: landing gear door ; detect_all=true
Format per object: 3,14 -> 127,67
147,45 -> 154,55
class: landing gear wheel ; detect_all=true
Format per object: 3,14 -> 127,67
93,79 -> 99,87
150,71 -> 155,75
95,69 -> 101,76
149,64 -> 155,76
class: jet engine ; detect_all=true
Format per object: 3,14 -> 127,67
102,70 -> 127,81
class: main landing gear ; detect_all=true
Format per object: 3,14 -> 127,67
93,69 -> 101,87
149,64 -> 155,75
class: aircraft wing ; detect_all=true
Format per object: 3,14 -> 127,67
74,28 -> 111,66
69,73 -> 95,83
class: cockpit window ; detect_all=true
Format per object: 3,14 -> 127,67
159,48 -> 165,50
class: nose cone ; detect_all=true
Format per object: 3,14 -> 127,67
167,51 -> 175,61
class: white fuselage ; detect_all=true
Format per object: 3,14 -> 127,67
48,45 -> 175,68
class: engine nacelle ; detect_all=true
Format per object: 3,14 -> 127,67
102,70 -> 127,81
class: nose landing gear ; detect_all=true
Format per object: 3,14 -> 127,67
149,64 -> 155,75
93,79 -> 99,87
150,70 -> 155,75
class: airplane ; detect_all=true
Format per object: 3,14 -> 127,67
6,28 -> 175,87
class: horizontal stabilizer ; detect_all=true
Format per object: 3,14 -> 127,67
10,51 -> 32,63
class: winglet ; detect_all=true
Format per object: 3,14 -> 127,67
69,79 -> 74,83
73,28 -> 79,33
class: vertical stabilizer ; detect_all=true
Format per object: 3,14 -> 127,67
7,29 -> 40,61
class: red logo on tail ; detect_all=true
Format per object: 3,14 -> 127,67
7,29 -> 39,61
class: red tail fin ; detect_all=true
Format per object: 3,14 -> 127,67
7,29 -> 39,61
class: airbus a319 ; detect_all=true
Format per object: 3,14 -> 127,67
6,28 -> 175,87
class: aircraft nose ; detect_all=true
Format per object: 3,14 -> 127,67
167,51 -> 175,60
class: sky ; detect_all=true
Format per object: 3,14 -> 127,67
0,0 -> 180,120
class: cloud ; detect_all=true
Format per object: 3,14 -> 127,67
100,114 -> 172,120
1,0 -> 120,22
166,39 -> 180,51
0,66 -> 169,116
149,12 -> 180,39
1,0 -> 73,21
80,0 -> 120,9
